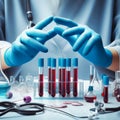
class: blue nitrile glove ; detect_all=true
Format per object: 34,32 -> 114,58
4,16 -> 56,66
54,17 -> 112,67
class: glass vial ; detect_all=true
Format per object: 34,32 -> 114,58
61,58 -> 66,97
72,58 -> 78,97
66,58 -> 71,95
102,75 -> 109,103
51,58 -> 56,97
84,86 -> 97,103
58,58 -> 62,95
113,71 -> 120,102
47,58 -> 51,95
38,58 -> 44,97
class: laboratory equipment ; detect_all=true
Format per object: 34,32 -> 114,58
47,58 -> 51,95
84,86 -> 97,103
0,45 -> 10,97
102,75 -> 109,103
66,58 -> 71,95
34,57 -> 83,99
90,101 -> 120,114
38,58 -> 44,97
89,65 -> 94,84
60,58 -> 66,97
113,71 -> 120,102
72,58 -> 78,97
51,58 -> 56,97
90,66 -> 99,86
0,101 -> 44,116
79,80 -> 84,98
58,58 -> 62,95
0,100 -> 120,119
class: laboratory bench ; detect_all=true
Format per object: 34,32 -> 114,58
0,80 -> 120,120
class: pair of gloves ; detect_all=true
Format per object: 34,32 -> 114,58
4,16 -> 112,67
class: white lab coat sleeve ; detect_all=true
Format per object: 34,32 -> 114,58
0,41 -> 21,79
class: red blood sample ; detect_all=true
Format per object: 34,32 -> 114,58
103,86 -> 108,103
59,68 -> 62,95
73,68 -> 78,97
51,69 -> 56,97
84,86 -> 97,103
61,68 -> 66,97
39,74 -> 44,97
84,96 -> 97,103
48,68 -> 51,95
66,70 -> 71,95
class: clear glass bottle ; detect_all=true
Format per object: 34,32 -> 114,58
0,45 -> 10,97
84,86 -> 97,103
113,71 -> 120,102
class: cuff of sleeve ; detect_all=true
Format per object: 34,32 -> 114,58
106,47 -> 119,71
1,46 -> 11,69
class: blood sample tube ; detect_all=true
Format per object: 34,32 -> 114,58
103,75 -> 109,103
72,58 -> 78,97
66,58 -> 71,95
61,58 -> 66,97
58,58 -> 62,95
38,58 -> 44,97
51,58 -> 56,97
47,58 -> 51,95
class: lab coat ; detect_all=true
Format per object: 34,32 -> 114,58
0,0 -> 120,80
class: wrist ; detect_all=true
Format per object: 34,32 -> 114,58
1,47 -> 11,69
106,48 -> 119,71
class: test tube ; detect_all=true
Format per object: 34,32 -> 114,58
72,58 -> 78,97
89,65 -> 94,84
38,58 -> 44,97
61,58 -> 66,97
51,58 -> 56,97
47,58 -> 51,95
66,58 -> 71,95
58,58 -> 62,95
102,75 -> 109,103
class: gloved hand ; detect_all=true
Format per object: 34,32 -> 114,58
4,16 -> 56,66
54,17 -> 112,67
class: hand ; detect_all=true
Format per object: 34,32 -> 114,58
54,17 -> 112,67
4,16 -> 56,66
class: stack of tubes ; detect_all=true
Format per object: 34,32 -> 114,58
38,58 -> 78,98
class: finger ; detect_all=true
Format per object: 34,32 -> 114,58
26,29 -> 49,39
47,28 -> 57,39
54,16 -> 78,27
73,32 -> 91,51
34,16 -> 53,29
54,26 -> 64,36
54,26 -> 77,46
62,26 -> 84,36
34,29 -> 57,44
12,40 -> 31,57
20,36 -> 48,52
82,35 -> 102,55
